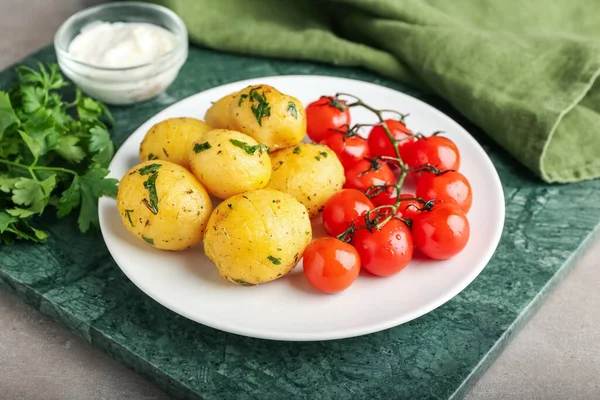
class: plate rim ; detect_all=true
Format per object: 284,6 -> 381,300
99,75 -> 505,341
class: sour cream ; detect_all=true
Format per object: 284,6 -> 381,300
68,21 -> 178,68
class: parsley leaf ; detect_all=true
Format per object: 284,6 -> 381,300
89,126 -> 114,167
237,94 -> 248,106
287,101 -> 298,118
0,174 -> 20,193
11,174 -> 56,214
124,209 -> 135,227
193,142 -> 211,153
0,93 -> 18,138
21,86 -> 46,113
229,139 -> 270,155
142,172 -> 159,215
139,163 -> 162,175
0,63 -> 118,242
315,151 -> 328,161
7,208 -> 36,218
0,211 -> 18,232
55,135 -> 86,163
57,167 -> 118,232
248,87 -> 271,126
267,255 -> 282,265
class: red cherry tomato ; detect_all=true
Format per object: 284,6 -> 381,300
352,218 -> 413,276
412,203 -> 470,260
303,237 -> 361,293
416,171 -> 472,213
406,136 -> 460,175
368,191 -> 423,219
306,96 -> 351,143
367,119 -> 415,164
344,159 -> 395,199
320,132 -> 370,170
322,189 -> 374,237
396,194 -> 423,219
367,185 -> 397,207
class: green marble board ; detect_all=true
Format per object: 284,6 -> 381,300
2,46 -> 600,400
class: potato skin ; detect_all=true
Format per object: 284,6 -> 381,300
117,160 -> 212,250
189,129 -> 272,199
139,117 -> 212,169
268,143 -> 345,218
204,188 -> 312,285
205,93 -> 236,129
229,85 -> 306,150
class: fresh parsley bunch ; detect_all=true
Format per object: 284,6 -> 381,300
0,63 -> 118,243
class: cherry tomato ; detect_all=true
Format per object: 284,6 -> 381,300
367,185 -> 398,207
320,132 -> 370,170
412,203 -> 470,260
322,189 -> 374,237
406,136 -> 460,175
367,119 -> 415,164
396,194 -> 423,219
306,96 -> 351,143
367,190 -> 423,220
344,159 -> 395,200
416,171 -> 472,213
352,218 -> 413,276
303,237 -> 361,293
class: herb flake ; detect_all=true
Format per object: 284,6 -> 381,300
248,87 -> 271,126
237,94 -> 248,106
267,255 -> 282,265
143,236 -> 154,245
142,172 -> 159,214
139,163 -> 161,175
293,146 -> 301,154
193,142 -> 212,153
124,209 -> 134,227
287,101 -> 298,118
229,139 -> 269,155
315,151 -> 328,161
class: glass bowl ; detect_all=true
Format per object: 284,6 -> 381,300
54,1 -> 188,106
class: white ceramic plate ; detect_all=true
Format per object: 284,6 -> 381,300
99,76 -> 505,341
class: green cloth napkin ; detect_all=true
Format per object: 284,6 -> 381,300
153,0 -> 600,183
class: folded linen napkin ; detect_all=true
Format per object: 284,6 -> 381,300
152,0 -> 600,183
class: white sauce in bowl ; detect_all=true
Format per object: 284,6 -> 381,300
68,21 -> 177,68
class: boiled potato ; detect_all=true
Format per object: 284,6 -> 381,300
204,188 -> 312,285
229,84 -> 306,150
117,160 -> 212,250
189,129 -> 271,199
139,117 -> 212,169
205,92 -> 236,129
268,143 -> 345,217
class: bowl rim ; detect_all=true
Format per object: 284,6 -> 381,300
54,1 -> 188,72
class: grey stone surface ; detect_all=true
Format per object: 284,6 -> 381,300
0,1 -> 599,399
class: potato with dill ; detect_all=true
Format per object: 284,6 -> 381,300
117,160 -> 212,250
204,188 -> 312,286
268,143 -> 345,218
214,84 -> 306,150
139,117 -> 212,168
188,129 -> 271,199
